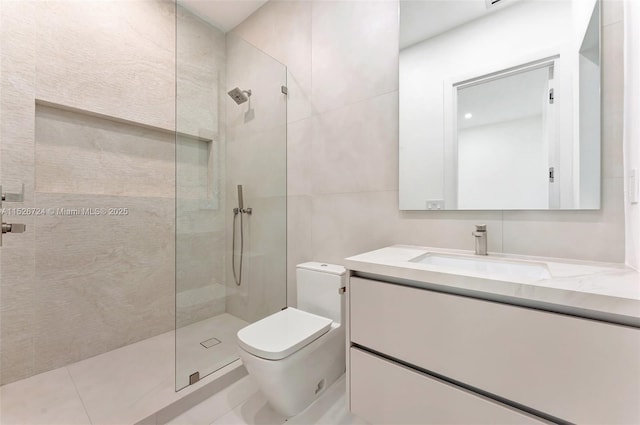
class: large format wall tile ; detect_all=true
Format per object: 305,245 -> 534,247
226,124 -> 287,199
32,193 -> 175,373
0,232 -> 36,384
35,104 -> 175,198
174,6 -> 228,328
394,209 -> 504,254
502,178 -> 625,262
311,191 -> 398,265
225,196 -> 287,323
176,229 -> 227,327
0,0 -> 37,385
35,1 -> 176,130
287,118 -> 313,197
601,21 -> 624,179
603,0 -> 624,26
287,195 -> 313,306
176,230 -> 225,293
311,0 -> 399,114
311,92 -> 398,195
232,1 -> 312,124
311,191 -> 504,265
226,34 -> 287,134
177,4 -> 226,137
224,32 -> 287,322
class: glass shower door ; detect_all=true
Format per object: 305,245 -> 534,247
175,9 -> 287,390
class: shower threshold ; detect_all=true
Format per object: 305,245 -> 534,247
0,313 -> 249,425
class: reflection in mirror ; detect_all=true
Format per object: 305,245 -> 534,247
399,0 -> 601,210
455,61 -> 554,209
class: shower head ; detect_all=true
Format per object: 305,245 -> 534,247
228,87 -> 252,105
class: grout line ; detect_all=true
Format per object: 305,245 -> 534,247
65,366 -> 94,425
311,88 -> 398,118
205,380 -> 261,425
501,210 -> 505,253
287,113 -> 314,126
310,189 -> 397,197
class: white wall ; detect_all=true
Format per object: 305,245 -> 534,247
458,116 -> 548,210
624,0 -> 640,270
232,0 -> 625,307
399,0 -> 575,210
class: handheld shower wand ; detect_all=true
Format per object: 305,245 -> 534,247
237,185 -> 244,210
232,185 -> 251,286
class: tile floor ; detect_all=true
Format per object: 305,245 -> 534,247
0,313 -> 248,425
168,375 -> 368,425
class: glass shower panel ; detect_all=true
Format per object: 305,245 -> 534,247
175,14 -> 287,389
223,34 -> 287,324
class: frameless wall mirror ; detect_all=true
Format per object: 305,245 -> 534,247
399,0 -> 601,210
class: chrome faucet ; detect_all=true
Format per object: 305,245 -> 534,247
472,224 -> 488,255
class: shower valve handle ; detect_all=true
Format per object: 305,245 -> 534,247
2,223 -> 26,234
0,184 -> 27,247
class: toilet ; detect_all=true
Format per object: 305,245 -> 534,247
236,262 -> 346,417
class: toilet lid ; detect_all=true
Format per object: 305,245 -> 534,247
237,308 -> 333,360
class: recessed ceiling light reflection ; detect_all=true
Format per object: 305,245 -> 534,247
464,113 -> 473,119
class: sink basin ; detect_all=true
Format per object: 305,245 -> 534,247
409,253 -> 551,280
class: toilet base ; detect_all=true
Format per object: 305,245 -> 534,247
238,324 -> 345,417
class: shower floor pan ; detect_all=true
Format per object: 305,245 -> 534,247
0,313 -> 249,425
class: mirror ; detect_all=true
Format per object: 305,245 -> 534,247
399,0 -> 601,210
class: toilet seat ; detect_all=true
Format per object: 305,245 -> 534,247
237,308 -> 333,360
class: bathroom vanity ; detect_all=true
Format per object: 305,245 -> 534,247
344,246 -> 640,424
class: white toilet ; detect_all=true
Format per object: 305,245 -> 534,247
237,262 -> 346,417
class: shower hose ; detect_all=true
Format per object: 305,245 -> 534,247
232,209 -> 244,286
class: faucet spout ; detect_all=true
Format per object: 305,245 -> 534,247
472,224 -> 488,255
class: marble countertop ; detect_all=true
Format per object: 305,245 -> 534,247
344,245 -> 640,327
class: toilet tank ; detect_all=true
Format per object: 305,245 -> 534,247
296,262 -> 345,324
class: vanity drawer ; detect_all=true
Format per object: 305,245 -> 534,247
350,277 -> 640,424
350,347 -> 546,424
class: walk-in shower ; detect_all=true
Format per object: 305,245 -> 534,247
0,1 -> 287,422
175,30 -> 287,390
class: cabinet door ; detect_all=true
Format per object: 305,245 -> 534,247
350,277 -> 640,424
350,348 -> 547,424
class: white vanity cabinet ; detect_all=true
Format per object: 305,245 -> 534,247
347,276 -> 640,424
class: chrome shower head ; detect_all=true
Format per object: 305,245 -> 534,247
228,87 -> 252,105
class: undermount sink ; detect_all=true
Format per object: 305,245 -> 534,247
409,253 -> 552,280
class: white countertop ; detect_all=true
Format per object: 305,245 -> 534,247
344,245 -> 640,327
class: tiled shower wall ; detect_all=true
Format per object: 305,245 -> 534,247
176,6 -> 228,328
0,1 -> 225,384
223,35 -> 288,323
232,0 -> 627,306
